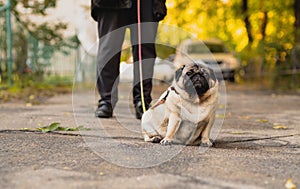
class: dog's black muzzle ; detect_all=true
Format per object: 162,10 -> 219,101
185,72 -> 210,97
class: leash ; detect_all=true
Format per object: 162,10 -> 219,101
150,86 -> 179,109
137,0 -> 147,113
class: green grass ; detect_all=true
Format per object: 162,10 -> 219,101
0,75 -> 73,104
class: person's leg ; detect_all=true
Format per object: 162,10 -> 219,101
129,0 -> 158,119
130,0 -> 158,107
131,42 -> 156,105
95,10 -> 127,117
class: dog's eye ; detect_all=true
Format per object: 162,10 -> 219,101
186,71 -> 193,76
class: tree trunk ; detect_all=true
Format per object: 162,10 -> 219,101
294,0 -> 300,43
292,0 -> 300,87
242,0 -> 253,43
261,11 -> 268,40
260,0 -> 267,41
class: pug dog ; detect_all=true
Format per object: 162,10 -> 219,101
141,63 -> 219,146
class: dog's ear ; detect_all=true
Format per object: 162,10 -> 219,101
175,65 -> 185,82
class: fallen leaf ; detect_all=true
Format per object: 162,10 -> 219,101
64,112 -> 71,116
48,122 -> 60,131
37,123 -> 90,133
257,119 -> 269,123
26,103 -> 32,107
271,94 -> 277,98
29,95 -> 35,100
216,114 -> 225,119
285,178 -> 296,189
273,125 -> 288,130
37,122 -> 60,133
218,104 -> 225,109
239,115 -> 250,120
76,125 -> 91,131
20,128 -> 30,131
231,131 -> 246,134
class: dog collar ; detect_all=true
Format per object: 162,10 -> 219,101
150,86 -> 179,109
161,86 -> 179,101
170,86 -> 179,95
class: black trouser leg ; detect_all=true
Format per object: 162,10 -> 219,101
132,43 -> 156,105
130,0 -> 158,105
96,11 -> 127,108
96,0 -> 158,107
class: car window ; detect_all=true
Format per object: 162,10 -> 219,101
187,43 -> 227,54
205,43 -> 227,53
187,44 -> 209,54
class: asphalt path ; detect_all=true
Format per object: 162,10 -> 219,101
0,83 -> 299,189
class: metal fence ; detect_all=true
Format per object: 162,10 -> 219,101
0,8 -> 6,84
0,0 -> 12,87
0,1 -> 84,87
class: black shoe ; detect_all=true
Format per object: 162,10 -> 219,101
135,101 -> 149,120
95,101 -> 113,118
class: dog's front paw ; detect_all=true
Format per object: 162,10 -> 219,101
200,139 -> 214,147
160,138 -> 173,145
150,136 -> 162,143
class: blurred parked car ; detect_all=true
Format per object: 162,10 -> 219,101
174,39 -> 241,82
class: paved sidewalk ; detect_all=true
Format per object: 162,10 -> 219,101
0,83 -> 299,189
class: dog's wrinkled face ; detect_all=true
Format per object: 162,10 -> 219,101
175,64 -> 214,98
